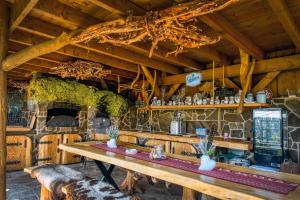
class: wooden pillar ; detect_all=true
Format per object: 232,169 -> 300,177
0,1 -> 9,199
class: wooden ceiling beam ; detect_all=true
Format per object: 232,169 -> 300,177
9,30 -> 139,74
161,54 -> 300,85
26,0 -> 182,73
86,0 -> 229,66
87,0 -> 145,17
188,46 -> 229,65
200,13 -> 264,60
9,0 -> 39,33
140,65 -> 161,97
268,0 -> 300,49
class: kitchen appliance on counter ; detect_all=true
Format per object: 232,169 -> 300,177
253,108 -> 287,168
170,111 -> 186,135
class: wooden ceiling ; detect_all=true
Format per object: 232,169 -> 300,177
4,0 -> 300,84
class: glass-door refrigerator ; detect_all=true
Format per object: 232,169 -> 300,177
253,108 -> 287,168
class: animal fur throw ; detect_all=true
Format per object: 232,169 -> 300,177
64,177 -> 133,200
72,0 -> 238,57
31,164 -> 84,199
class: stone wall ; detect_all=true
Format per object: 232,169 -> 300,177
273,97 -> 300,163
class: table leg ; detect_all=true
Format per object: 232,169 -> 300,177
94,160 -> 119,191
100,164 -> 115,182
182,187 -> 197,200
40,185 -> 53,200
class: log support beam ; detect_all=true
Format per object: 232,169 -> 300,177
268,0 -> 300,49
238,58 -> 255,114
0,1 -> 8,199
161,54 -> 300,85
141,65 -> 161,97
252,71 -> 280,94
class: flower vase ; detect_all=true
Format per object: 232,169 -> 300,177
199,155 -> 216,171
107,138 -> 117,148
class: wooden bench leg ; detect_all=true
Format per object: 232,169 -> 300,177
120,170 -> 143,195
40,185 -> 54,200
182,187 -> 197,200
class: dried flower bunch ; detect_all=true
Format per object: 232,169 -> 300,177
106,125 -> 119,139
54,60 -> 111,81
198,138 -> 216,156
8,79 -> 29,90
72,0 -> 237,57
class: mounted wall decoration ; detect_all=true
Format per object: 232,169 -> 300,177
54,60 -> 111,81
186,72 -> 202,87
28,77 -> 129,117
72,0 -> 237,57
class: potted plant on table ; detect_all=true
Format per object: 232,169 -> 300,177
106,125 -> 118,148
198,138 -> 216,171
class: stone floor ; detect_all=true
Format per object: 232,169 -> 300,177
6,162 -> 184,200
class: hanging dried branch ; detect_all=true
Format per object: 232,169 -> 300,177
72,0 -> 238,57
54,60 -> 111,81
8,79 -> 29,90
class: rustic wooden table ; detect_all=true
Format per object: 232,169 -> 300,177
59,142 -> 300,200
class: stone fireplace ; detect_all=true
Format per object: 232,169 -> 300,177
35,102 -> 88,134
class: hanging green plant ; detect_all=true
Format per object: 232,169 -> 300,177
28,77 -> 129,117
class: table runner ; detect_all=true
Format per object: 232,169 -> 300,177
92,143 -> 298,194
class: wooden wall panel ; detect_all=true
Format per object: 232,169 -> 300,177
6,135 -> 32,171
61,133 -> 82,164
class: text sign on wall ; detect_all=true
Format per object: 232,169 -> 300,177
186,72 -> 202,87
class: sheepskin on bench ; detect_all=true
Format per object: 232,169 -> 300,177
31,164 -> 84,199
63,177 -> 134,200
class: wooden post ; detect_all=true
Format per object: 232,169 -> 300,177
0,1 -> 8,199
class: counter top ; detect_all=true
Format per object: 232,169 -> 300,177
117,130 -> 252,151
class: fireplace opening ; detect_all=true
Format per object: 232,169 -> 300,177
46,102 -> 80,127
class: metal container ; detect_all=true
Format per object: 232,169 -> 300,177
256,91 -> 267,103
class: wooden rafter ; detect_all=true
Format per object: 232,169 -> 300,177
268,0 -> 300,49
3,0 -> 236,73
141,65 -> 160,97
9,31 -> 139,73
87,0 -> 145,16
252,71 -> 280,94
201,13 -> 264,59
86,0 -> 231,65
161,54 -> 300,85
9,0 -> 39,33
222,78 -> 240,90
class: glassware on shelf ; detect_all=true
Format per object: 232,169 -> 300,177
235,89 -> 242,103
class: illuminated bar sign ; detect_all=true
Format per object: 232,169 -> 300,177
186,72 -> 202,87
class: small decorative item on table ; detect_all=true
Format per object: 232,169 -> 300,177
106,125 -> 118,148
223,132 -> 229,140
149,145 -> 166,160
198,138 -> 216,171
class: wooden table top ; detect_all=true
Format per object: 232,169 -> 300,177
59,142 -> 300,200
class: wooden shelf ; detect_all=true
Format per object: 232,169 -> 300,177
138,103 -> 270,111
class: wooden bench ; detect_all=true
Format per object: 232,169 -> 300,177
25,164 -> 136,200
24,164 -> 84,200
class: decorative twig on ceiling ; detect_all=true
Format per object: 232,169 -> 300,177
71,0 -> 238,57
54,60 -> 111,81
8,79 -> 29,90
